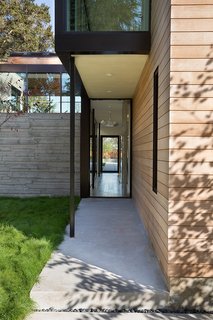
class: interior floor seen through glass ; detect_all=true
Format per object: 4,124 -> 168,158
90,173 -> 129,197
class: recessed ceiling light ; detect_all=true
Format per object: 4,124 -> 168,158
106,73 -> 113,77
106,90 -> 112,93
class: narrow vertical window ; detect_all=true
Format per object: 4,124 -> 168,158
153,67 -> 158,193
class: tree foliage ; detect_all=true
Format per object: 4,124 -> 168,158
0,0 -> 54,59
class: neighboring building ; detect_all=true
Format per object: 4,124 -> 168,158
55,0 -> 213,310
0,53 -> 80,196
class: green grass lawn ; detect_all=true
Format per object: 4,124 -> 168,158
0,196 -> 79,320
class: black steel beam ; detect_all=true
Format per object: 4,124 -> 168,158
69,56 -> 75,237
55,31 -> 151,55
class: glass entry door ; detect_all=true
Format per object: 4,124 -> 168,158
101,136 -> 119,173
90,99 -> 131,197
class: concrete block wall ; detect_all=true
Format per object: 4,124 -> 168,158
0,113 -> 80,197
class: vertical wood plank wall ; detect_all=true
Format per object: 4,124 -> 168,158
0,114 -> 80,196
132,0 -> 171,280
169,0 -> 213,280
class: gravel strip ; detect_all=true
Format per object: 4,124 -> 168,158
34,308 -> 213,314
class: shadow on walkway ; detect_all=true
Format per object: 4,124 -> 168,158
30,199 -> 169,311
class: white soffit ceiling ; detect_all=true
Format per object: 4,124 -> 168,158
74,54 -> 148,99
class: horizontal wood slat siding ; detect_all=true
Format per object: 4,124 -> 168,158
132,0 -> 170,280
169,0 -> 213,278
0,114 -> 80,196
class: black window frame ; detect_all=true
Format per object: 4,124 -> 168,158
0,66 -> 72,114
152,66 -> 158,194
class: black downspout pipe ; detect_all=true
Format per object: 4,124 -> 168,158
92,109 -> 96,189
70,56 -> 75,237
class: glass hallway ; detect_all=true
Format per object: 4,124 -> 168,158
90,100 -> 131,198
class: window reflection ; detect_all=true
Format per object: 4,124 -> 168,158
28,73 -> 60,113
67,0 -> 150,32
75,96 -> 81,113
62,73 -> 70,113
0,73 -> 27,112
61,96 -> 70,113
62,73 -> 70,95
0,72 -> 80,114
61,73 -> 81,113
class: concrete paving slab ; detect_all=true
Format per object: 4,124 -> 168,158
29,199 -> 170,316
60,199 -> 167,290
31,252 -> 169,310
26,312 -> 213,320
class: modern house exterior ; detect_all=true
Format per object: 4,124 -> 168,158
55,0 -> 213,310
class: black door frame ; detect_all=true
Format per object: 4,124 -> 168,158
91,109 -> 97,188
80,98 -> 132,198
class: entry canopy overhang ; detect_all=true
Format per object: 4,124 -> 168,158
74,54 -> 148,99
55,0 -> 151,98
55,0 -> 151,55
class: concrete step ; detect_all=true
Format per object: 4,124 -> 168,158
26,312 -> 213,320
30,252 -> 169,310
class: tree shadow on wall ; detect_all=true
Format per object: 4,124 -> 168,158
168,45 -> 213,310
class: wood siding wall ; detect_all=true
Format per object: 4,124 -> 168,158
0,114 -> 80,196
169,0 -> 213,279
132,0 -> 171,280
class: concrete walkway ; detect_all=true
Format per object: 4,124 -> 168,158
60,199 -> 166,289
27,199 -> 170,319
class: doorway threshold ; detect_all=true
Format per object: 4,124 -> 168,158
90,173 -> 130,197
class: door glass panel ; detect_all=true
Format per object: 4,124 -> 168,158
102,137 -> 119,173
